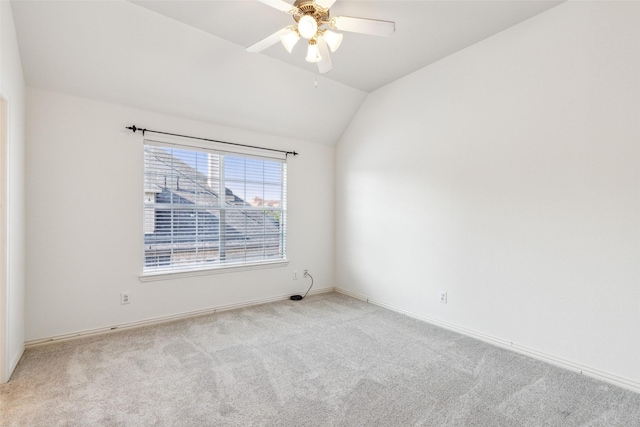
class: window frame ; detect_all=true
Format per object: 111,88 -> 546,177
140,137 -> 288,281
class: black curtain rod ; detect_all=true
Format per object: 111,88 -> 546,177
126,125 -> 298,157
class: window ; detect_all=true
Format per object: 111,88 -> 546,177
143,142 -> 287,275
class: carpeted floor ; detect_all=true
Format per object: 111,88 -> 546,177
1,292 -> 639,426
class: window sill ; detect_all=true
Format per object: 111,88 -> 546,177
139,259 -> 289,282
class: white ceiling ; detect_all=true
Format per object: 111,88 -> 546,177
132,0 -> 563,93
10,0 -> 562,145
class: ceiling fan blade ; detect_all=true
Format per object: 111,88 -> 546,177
246,28 -> 289,53
331,16 -> 395,37
257,0 -> 301,15
315,0 -> 337,9
316,36 -> 333,74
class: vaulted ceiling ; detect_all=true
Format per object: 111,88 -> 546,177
10,0 -> 562,145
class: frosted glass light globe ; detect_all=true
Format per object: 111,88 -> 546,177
322,30 -> 343,52
305,40 -> 322,63
280,28 -> 300,53
298,15 -> 318,39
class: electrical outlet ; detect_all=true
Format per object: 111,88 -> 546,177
439,291 -> 447,304
293,270 -> 298,280
303,269 -> 309,277
121,292 -> 130,305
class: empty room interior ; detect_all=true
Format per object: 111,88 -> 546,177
1,0 -> 639,425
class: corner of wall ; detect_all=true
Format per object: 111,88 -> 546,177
1,0 -> 27,383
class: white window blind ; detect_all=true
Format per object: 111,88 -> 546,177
143,141 -> 287,274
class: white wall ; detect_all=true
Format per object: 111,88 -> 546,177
336,1 -> 640,389
25,88 -> 334,341
0,0 -> 26,382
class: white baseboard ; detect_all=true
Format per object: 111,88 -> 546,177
334,287 -> 640,394
25,287 -> 335,349
24,286 -> 639,394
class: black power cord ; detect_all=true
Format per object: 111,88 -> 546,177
290,272 -> 314,301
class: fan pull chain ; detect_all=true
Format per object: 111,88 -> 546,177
315,74 -> 318,88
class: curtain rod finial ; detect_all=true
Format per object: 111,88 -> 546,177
126,125 -> 146,136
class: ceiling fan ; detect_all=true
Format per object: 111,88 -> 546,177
247,0 -> 395,74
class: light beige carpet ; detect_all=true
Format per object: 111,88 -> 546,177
1,292 -> 639,426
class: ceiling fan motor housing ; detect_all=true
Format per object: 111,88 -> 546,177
293,0 -> 330,25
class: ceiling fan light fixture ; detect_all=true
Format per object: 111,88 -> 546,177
322,30 -> 343,52
305,39 -> 322,63
279,28 -> 301,53
298,15 -> 318,39
248,0 -> 396,75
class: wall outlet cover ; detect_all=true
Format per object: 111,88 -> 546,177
121,292 -> 130,305
439,291 -> 447,304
